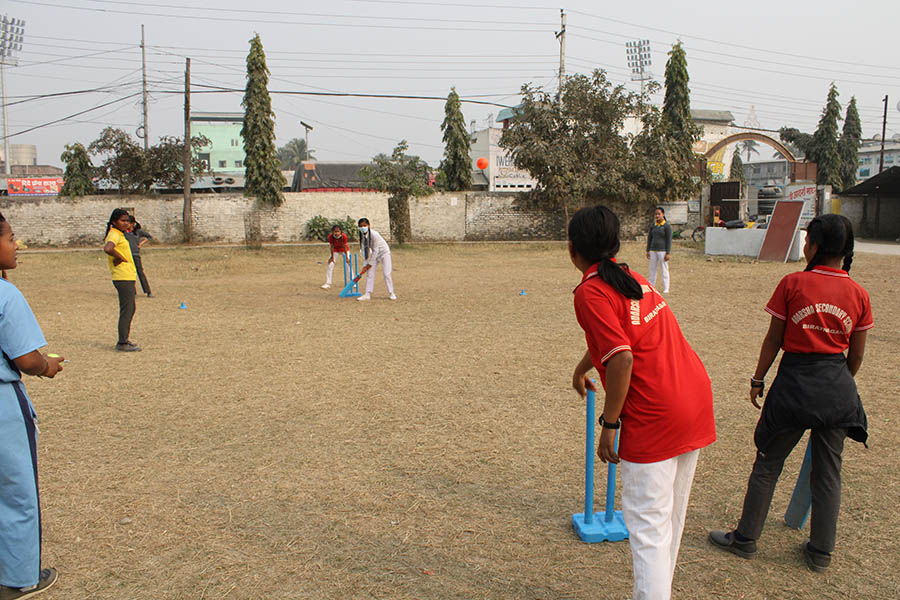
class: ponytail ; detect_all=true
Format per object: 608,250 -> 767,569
568,205 -> 643,300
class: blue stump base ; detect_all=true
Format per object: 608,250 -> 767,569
572,510 -> 629,543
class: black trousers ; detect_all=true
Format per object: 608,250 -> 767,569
112,280 -> 136,344
134,256 -> 151,295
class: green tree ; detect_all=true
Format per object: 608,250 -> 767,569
812,83 -> 843,189
242,33 -> 285,207
59,142 -> 95,197
361,140 -> 432,244
838,96 -> 862,190
89,127 -> 152,193
656,41 -> 702,201
729,147 -> 745,183
277,138 -> 314,171
739,139 -> 760,162
146,134 -> 211,189
439,87 -> 472,191
779,127 -> 815,160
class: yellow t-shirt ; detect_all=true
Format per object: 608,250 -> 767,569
105,228 -> 137,281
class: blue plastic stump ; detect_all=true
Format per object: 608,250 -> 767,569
178,302 -> 187,309
784,440 -> 812,530
572,389 -> 629,543
339,254 -> 362,298
519,289 -> 527,296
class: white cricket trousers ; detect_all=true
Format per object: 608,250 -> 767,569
648,251 -> 670,292
325,252 -> 349,285
365,253 -> 394,295
620,449 -> 699,600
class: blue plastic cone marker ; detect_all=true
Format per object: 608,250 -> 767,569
339,253 -> 362,298
519,289 -> 527,296
178,302 -> 187,309
572,388 -> 629,543
784,440 -> 813,529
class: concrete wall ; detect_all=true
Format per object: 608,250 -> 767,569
1,190 -> 659,246
837,195 -> 900,239
705,227 -> 806,261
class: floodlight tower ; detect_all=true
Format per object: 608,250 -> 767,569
1,15 -> 25,176
625,39 -> 652,97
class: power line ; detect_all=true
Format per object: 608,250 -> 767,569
15,46 -> 139,68
4,81 -> 141,107
2,92 -> 142,139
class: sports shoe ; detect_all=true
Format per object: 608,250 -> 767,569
356,293 -> 371,301
389,293 -> 397,300
116,342 -> 142,352
801,540 -> 831,572
146,293 -> 154,298
708,530 -> 758,559
321,283 -> 331,289
0,568 -> 58,599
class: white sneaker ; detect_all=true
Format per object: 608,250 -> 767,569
321,283 -> 331,289
389,294 -> 397,300
356,293 -> 371,301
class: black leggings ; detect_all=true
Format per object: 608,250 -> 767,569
113,280 -> 136,344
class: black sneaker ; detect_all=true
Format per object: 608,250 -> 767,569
115,342 -> 142,352
0,568 -> 58,599
802,540 -> 831,572
709,530 -> 758,559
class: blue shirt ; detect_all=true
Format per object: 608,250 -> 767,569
0,279 -> 46,383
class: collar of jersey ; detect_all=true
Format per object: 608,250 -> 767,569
810,265 -> 848,277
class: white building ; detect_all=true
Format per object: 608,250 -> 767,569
469,125 -> 537,192
856,136 -> 900,181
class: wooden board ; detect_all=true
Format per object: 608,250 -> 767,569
758,201 -> 804,262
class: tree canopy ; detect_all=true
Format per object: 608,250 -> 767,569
729,147 -> 745,183
59,142 -> 95,197
242,33 -> 286,207
361,140 -> 432,244
277,138 -> 314,171
812,83 -> 843,189
838,96 -> 862,191
439,87 -> 472,191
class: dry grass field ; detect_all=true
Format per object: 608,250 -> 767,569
9,239 -> 900,599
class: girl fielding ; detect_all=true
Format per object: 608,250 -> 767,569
356,218 -> 396,301
709,214 -> 872,572
646,206 -> 672,293
0,212 -> 63,598
103,209 -> 141,352
321,224 -> 350,290
569,206 -> 715,600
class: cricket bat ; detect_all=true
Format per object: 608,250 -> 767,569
784,440 -> 812,530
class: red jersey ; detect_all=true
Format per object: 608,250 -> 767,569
573,263 -> 716,463
765,265 -> 873,354
328,232 -> 349,254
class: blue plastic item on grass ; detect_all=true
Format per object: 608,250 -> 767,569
178,302 -> 187,309
572,388 -> 629,543
784,440 -> 812,530
519,289 -> 527,296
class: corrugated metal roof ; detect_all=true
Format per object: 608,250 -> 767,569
841,166 -> 900,196
690,109 -> 734,123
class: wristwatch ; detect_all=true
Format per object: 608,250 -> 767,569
599,415 -> 621,429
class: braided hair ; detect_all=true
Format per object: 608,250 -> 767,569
568,205 -> 643,300
804,214 -> 855,273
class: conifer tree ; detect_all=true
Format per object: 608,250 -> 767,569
657,41 -> 701,201
812,83 -> 843,189
729,147 -> 745,183
838,96 -> 862,190
242,33 -> 285,207
439,88 -> 472,191
59,142 -> 95,197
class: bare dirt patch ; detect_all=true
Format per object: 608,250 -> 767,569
11,240 -> 899,599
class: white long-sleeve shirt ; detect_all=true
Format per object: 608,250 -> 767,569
362,229 -> 390,267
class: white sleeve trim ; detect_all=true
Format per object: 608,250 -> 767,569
600,345 -> 631,364
764,306 -> 786,320
853,322 -> 874,332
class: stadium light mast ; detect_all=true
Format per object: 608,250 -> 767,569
1,14 -> 26,176
625,39 -> 653,98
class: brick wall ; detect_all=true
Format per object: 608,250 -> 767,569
1,191 -> 653,245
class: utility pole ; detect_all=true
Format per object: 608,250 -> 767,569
140,24 -> 149,151
879,94 -> 888,175
555,9 -> 566,94
183,57 -> 192,242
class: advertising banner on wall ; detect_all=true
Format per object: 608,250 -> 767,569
7,177 -> 65,196
785,183 -> 817,227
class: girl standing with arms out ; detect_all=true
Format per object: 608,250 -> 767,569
356,218 -> 396,301
570,206 -> 715,600
646,206 -> 672,293
103,209 -> 141,352
321,224 -> 350,289
0,212 -> 64,599
709,214 -> 871,572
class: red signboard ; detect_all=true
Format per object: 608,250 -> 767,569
7,178 -> 65,196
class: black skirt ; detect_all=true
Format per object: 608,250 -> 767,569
755,352 -> 868,453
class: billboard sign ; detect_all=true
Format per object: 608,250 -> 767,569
7,177 -> 65,196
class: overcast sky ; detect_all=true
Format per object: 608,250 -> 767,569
3,0 -> 898,169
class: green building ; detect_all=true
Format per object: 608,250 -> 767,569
191,112 -> 245,174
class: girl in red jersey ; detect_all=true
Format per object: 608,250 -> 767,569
569,206 -> 716,600
709,214 -> 871,573
321,224 -> 350,289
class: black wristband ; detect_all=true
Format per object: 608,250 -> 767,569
599,415 -> 621,430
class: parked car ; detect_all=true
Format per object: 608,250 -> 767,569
757,180 -> 783,199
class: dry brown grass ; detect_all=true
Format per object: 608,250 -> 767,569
10,240 -> 900,599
